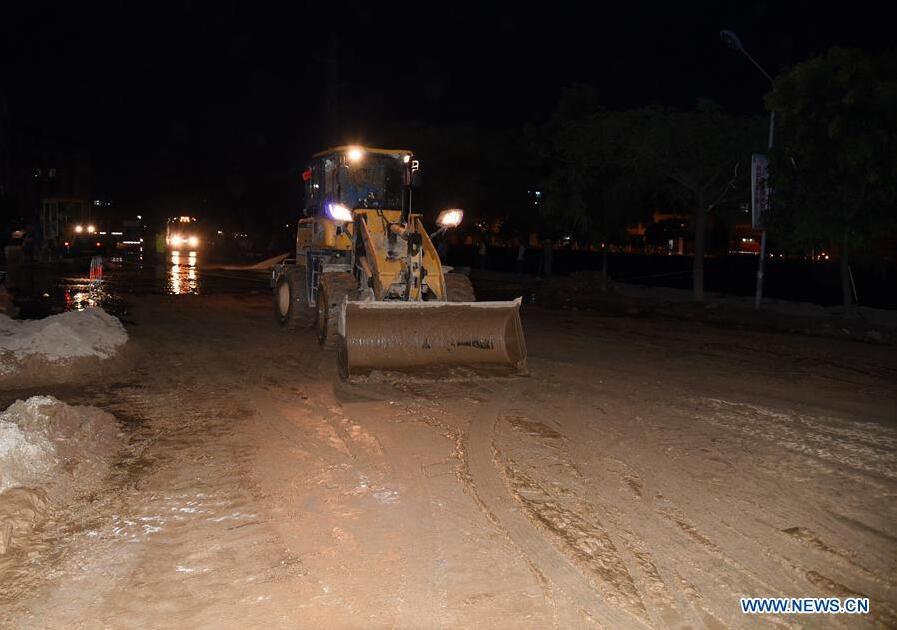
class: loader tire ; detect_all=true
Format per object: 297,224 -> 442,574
317,272 -> 358,349
274,270 -> 314,329
444,273 -> 476,302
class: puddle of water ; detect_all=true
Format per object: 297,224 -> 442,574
166,251 -> 200,295
6,253 -> 268,319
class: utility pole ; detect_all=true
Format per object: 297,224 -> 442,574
720,30 -> 775,310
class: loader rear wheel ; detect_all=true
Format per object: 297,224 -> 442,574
444,273 -> 476,302
274,270 -> 314,329
317,272 -> 358,348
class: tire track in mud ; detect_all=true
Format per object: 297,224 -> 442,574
250,381 -> 448,628
567,392 -> 897,630
462,397 -> 652,629
491,407 -> 715,630
680,397 -> 897,627
349,388 -> 463,628
362,381 -> 564,627
5,372 -> 308,629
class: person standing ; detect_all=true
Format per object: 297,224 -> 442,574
515,240 -> 526,274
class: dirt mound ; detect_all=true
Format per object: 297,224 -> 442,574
0,396 -> 121,554
0,308 -> 127,371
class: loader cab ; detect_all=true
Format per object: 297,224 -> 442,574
303,147 -> 413,219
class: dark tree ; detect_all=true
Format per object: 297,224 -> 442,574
627,102 -> 764,301
535,86 -> 652,285
767,47 -> 897,316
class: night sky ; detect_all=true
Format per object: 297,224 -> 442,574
1,1 -> 889,226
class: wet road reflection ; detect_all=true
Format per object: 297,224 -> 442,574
65,282 -> 111,311
168,250 -> 199,295
6,252 -> 270,318
64,256 -> 112,311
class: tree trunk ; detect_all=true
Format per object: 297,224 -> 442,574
840,234 -> 855,318
600,248 -> 609,292
692,200 -> 707,302
542,239 -> 553,277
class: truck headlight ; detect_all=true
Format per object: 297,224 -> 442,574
436,209 -> 463,228
327,203 -> 353,222
188,236 -> 199,248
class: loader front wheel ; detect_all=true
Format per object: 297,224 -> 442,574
444,273 -> 476,302
317,272 -> 358,348
274,270 -> 314,329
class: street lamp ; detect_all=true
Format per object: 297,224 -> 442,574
720,29 -> 775,310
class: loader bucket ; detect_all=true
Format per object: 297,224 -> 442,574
339,298 -> 527,379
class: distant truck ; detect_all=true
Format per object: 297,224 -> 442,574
165,216 -> 202,251
66,221 -> 108,256
114,217 -> 145,255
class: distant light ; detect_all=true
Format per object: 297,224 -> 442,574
64,241 -> 70,247
99,231 -> 107,235
136,215 -> 142,220
87,225 -> 96,234
93,200 -> 102,206
217,230 -> 223,235
403,154 -> 411,164
75,225 -> 84,233
347,147 -> 364,162
96,242 -> 101,247
111,231 -> 123,235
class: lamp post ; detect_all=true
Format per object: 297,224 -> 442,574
720,30 -> 775,310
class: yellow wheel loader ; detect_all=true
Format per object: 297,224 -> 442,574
272,146 -> 527,379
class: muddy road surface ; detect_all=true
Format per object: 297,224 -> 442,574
1,283 -> 895,628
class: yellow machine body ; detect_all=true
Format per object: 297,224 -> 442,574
284,145 -> 527,379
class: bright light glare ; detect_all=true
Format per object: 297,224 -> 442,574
437,209 -> 463,228
347,147 -> 364,162
188,236 -> 199,247
87,225 -> 96,234
75,225 -> 84,233
327,203 -> 353,222
403,154 -> 411,163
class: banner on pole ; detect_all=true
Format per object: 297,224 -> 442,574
751,153 -> 770,230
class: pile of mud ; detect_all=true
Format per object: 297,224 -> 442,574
0,396 -> 121,554
0,308 -> 128,382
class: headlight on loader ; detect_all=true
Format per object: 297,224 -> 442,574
436,208 -> 463,228
327,203 -> 353,222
